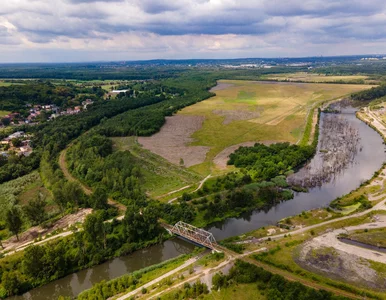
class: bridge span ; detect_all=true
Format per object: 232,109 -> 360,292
162,221 -> 219,251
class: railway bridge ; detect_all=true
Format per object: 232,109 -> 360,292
162,221 -> 219,251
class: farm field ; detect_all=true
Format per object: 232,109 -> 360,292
140,80 -> 372,175
0,81 -> 25,87
262,72 -> 369,83
74,79 -> 132,91
112,137 -> 202,200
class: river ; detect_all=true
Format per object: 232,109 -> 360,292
13,108 -> 386,299
207,109 -> 386,240
11,239 -> 195,300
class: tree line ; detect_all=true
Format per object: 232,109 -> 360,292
0,206 -> 164,297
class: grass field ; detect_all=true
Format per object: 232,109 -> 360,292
0,111 -> 10,118
202,283 -> 265,300
0,171 -> 55,219
0,81 -> 25,87
111,137 -> 202,199
346,228 -> 386,247
262,72 -> 369,83
176,80 -> 372,174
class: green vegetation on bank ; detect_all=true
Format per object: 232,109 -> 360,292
352,85 -> 386,102
162,260 -> 348,300
77,253 -> 192,300
0,171 -> 57,238
0,208 -> 164,297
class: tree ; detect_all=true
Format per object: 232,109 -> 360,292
11,138 -> 22,147
63,181 -> 83,207
6,206 -> 23,241
53,183 -> 67,212
23,193 -> 47,225
23,245 -> 45,278
90,185 -> 108,209
2,271 -> 21,296
124,203 -> 161,242
83,213 -> 105,248
1,117 -> 10,126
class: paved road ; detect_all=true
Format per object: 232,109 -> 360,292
262,197 -> 386,242
116,257 -> 199,300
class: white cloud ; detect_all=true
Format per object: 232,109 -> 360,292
0,0 -> 386,62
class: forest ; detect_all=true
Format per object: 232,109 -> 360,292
351,84 -> 386,101
0,81 -> 104,111
228,142 -> 315,181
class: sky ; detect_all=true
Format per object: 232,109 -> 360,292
1,0 -> 386,62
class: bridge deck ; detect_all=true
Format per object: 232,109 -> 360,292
162,223 -> 219,250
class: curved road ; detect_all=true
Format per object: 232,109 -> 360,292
59,147 -> 127,213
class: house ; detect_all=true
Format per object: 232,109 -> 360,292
20,146 -> 32,152
82,99 -> 94,109
5,113 -> 20,120
8,131 -> 25,139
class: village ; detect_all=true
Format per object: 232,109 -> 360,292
0,99 -> 94,158
0,98 -> 94,126
0,131 -> 33,157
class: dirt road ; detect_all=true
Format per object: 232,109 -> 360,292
59,147 -> 127,213
310,216 -> 386,264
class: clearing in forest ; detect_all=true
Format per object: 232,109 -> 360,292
140,80 -> 372,175
112,136 -> 202,200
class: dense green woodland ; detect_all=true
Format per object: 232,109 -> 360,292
228,142 -> 315,180
0,82 -> 104,111
351,84 -> 386,101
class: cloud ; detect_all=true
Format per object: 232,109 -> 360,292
0,0 -> 386,62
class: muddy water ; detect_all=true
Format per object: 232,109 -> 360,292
11,239 -> 195,300
339,238 -> 386,253
207,109 -> 386,240
12,109 -> 386,299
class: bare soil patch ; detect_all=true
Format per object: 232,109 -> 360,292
138,115 -> 210,167
296,244 -> 385,290
210,82 -> 235,92
2,208 -> 92,252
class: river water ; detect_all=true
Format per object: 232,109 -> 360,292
13,109 -> 386,299
207,109 -> 386,240
11,239 -> 195,300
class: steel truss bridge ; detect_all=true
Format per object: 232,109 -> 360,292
163,221 -> 218,250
